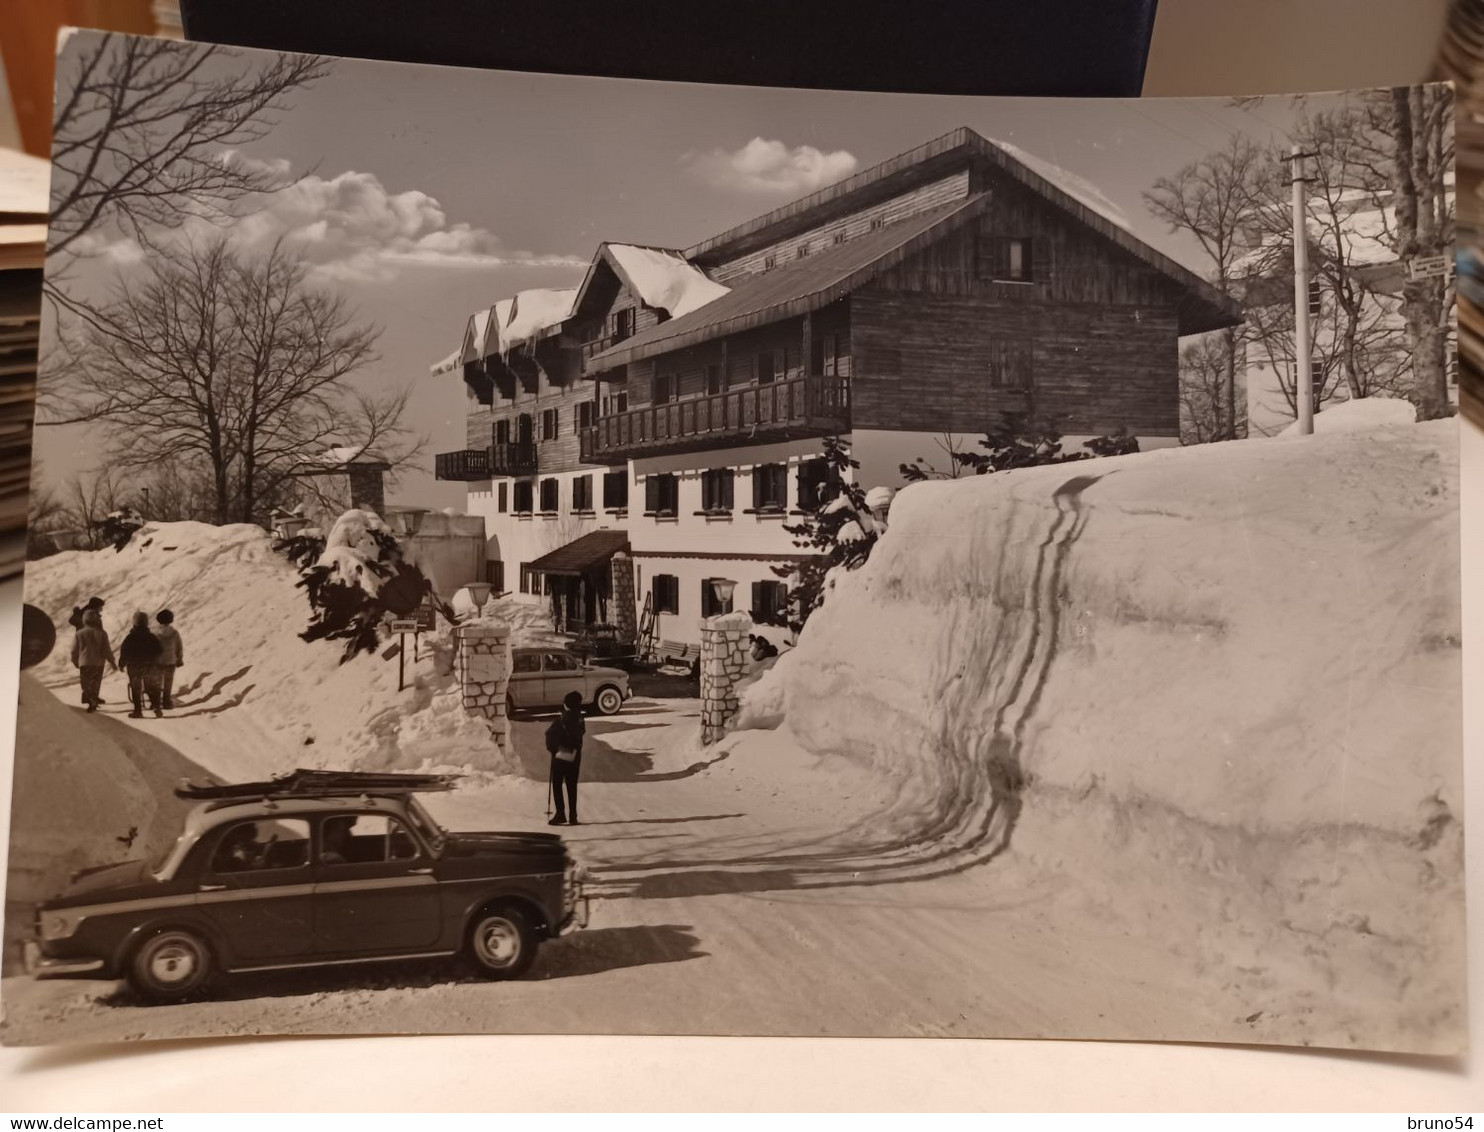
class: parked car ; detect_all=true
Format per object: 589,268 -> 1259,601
25,771 -> 589,1002
507,647 -> 631,715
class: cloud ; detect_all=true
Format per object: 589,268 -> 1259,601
682,137 -> 859,195
87,152 -> 587,282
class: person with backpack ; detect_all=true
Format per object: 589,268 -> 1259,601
153,609 -> 184,710
544,691 -> 586,826
119,611 -> 165,718
69,607 -> 116,712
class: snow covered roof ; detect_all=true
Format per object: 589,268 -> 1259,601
294,445 -> 390,473
498,287 -> 578,352
988,139 -> 1132,233
429,349 -> 461,376
605,244 -> 731,319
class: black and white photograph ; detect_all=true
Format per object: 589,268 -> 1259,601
1,30 -> 1463,1055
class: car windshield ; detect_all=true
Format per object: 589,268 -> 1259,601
405,796 -> 446,855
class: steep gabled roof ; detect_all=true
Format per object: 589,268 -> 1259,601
586,195 -> 991,370
571,242 -> 729,323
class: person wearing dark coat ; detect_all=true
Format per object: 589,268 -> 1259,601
119,611 -> 165,718
544,690 -> 586,826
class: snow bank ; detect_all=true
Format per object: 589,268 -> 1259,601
760,420 -> 1463,1050
607,244 -> 730,318
23,522 -> 519,780
1277,394 -> 1416,437
991,139 -> 1133,232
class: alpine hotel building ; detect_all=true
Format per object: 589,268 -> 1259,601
432,128 -> 1241,647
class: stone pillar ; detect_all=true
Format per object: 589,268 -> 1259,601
454,621 -> 511,749
610,551 -> 637,643
700,611 -> 752,744
347,465 -> 387,518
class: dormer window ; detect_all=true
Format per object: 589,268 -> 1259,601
869,217 -> 885,231
797,244 -> 811,259
832,231 -> 847,246
612,308 -> 634,343
763,253 -> 777,271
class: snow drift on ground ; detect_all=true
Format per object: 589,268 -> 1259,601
23,522 -> 520,779
739,417 -> 1464,1052
1277,393 -> 1416,436
607,244 -> 730,318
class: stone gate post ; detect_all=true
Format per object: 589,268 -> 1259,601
454,621 -> 510,752
700,611 -> 753,744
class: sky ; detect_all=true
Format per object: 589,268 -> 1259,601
37,37 -> 1351,512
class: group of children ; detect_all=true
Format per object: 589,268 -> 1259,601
66,596 -> 185,718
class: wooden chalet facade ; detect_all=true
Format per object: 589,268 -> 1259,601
434,127 -> 1241,645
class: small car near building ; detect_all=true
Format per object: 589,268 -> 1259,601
507,647 -> 631,715
25,770 -> 589,1002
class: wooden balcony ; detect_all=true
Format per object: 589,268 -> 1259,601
434,449 -> 490,481
490,440 -> 537,476
580,375 -> 850,463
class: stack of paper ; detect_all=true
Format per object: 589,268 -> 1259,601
0,147 -> 46,580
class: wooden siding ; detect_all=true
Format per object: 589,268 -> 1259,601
708,171 -> 970,286
482,342 -> 603,475
850,289 -> 1179,437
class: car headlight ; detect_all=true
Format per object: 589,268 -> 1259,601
40,910 -> 84,941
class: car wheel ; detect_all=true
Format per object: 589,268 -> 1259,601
467,905 -> 538,980
593,685 -> 624,716
128,929 -> 213,1002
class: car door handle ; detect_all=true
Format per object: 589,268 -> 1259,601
408,868 -> 434,875
199,884 -> 226,891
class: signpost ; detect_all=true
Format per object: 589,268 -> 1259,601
390,618 -> 418,690
1407,255 -> 1452,281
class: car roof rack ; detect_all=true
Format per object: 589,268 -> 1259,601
175,769 -> 463,802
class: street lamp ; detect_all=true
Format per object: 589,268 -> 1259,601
709,578 -> 736,614
394,507 -> 430,539
277,516 -> 310,541
465,582 -> 493,617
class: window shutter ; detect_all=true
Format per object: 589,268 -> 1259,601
646,475 -> 660,513
751,581 -> 762,620
722,471 -> 734,510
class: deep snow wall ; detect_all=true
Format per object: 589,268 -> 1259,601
769,419 -> 1463,1051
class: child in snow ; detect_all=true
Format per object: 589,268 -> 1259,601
68,596 -> 107,704
119,611 -> 165,718
153,609 -> 184,710
69,608 -> 116,712
544,691 -> 586,826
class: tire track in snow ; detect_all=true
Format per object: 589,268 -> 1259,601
594,472 -> 1106,898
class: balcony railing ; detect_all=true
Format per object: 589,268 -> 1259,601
434,449 -> 490,481
489,440 -> 537,476
580,374 -> 850,462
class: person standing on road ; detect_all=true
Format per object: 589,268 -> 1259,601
119,611 -> 165,718
153,609 -> 184,710
69,608 -> 116,712
68,597 -> 107,704
545,690 -> 586,826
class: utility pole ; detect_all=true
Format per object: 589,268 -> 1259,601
1289,146 -> 1316,436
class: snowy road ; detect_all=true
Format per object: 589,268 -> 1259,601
4,684 -> 1292,1047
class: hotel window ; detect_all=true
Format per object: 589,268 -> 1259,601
753,463 -> 788,511
832,230 -> 847,245
763,253 -> 777,270
705,364 -> 727,397
701,468 -> 734,512
575,401 -> 595,431
513,480 -> 533,514
495,418 -> 510,444
540,408 -> 558,440
612,308 -> 634,342
756,350 -> 782,385
869,217 -> 884,230
810,333 -> 840,377
539,478 -> 559,513
518,564 -> 539,595
601,390 -> 629,416
980,236 -> 1034,283
497,482 -> 509,513
751,579 -> 789,624
645,473 -> 679,517
989,336 -> 1035,390
796,243 -> 811,259
652,574 -> 680,615
603,471 -> 629,510
797,457 -> 839,510
653,373 -> 675,405
701,578 -> 736,618
572,474 -> 593,512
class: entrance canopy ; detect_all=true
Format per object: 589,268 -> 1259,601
528,530 -> 630,577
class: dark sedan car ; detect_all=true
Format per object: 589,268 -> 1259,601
26,771 -> 589,1001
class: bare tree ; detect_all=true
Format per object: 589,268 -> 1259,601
48,34 -> 327,267
1144,135 -> 1262,440
1178,337 -> 1246,445
53,238 -> 416,526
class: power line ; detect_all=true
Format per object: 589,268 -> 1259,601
1116,98 -> 1212,152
